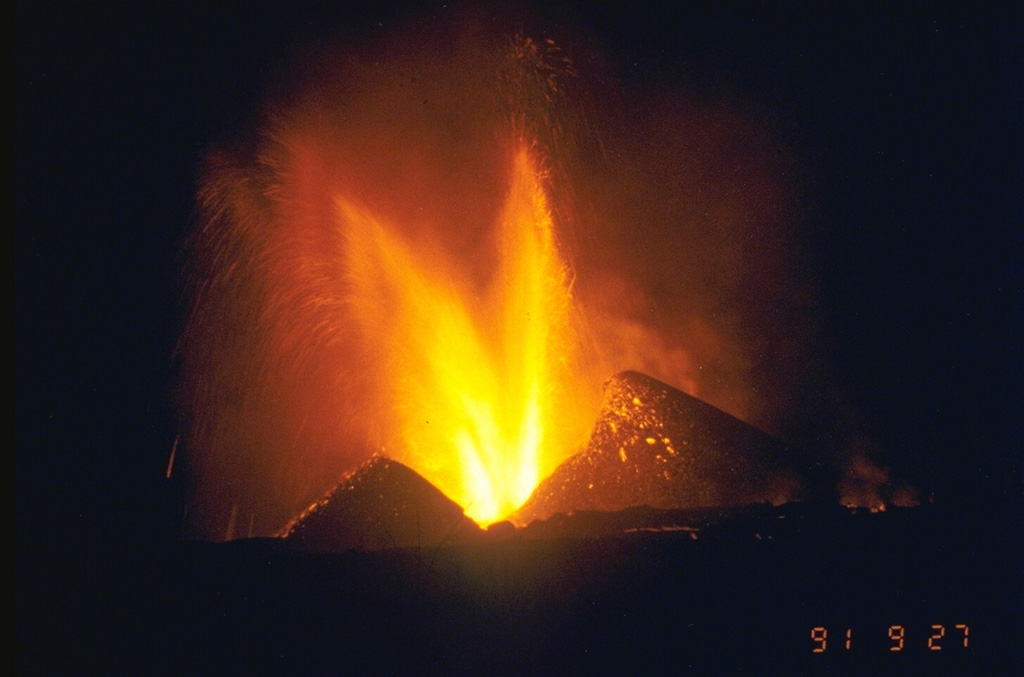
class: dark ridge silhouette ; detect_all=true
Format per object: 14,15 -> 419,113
281,455 -> 482,551
512,371 -> 817,525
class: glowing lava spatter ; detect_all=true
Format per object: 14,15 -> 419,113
343,144 -> 580,523
178,22 -> 810,540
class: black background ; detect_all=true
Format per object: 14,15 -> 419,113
15,1 -> 1022,667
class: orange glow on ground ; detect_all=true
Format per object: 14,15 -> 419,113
343,144 -> 586,523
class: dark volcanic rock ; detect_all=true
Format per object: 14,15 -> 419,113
511,371 -> 812,525
282,455 -> 483,551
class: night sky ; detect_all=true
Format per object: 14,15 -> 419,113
16,0 -> 1021,562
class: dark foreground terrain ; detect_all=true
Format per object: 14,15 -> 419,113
17,503 -> 1022,675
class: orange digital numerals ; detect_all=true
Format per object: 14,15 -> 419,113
888,625 -> 905,651
810,623 -> 969,653
810,627 -> 853,653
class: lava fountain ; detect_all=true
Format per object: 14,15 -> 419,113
177,27 -> 605,538
177,12 -> 817,540
341,144 -> 581,523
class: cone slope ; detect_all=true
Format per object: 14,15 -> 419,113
283,455 -> 482,551
512,371 -> 807,525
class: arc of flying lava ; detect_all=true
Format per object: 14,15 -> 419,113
342,143 -> 580,524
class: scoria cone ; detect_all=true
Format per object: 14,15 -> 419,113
510,371 -> 813,525
282,455 -> 482,551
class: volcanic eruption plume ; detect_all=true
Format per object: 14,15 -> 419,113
177,10 -> 820,540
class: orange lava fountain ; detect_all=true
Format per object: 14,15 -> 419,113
178,16 -> 809,540
176,25 -> 609,538
342,144 -> 582,523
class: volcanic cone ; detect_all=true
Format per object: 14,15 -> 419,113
282,455 -> 482,551
511,371 -> 810,525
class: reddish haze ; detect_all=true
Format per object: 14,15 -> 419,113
177,11 -> 817,539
